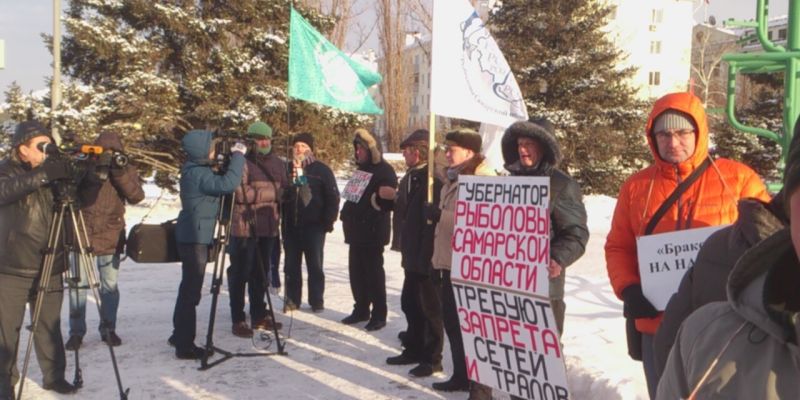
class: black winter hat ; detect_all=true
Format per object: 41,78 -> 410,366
399,129 -> 429,148
444,128 -> 482,153
12,120 -> 51,148
292,132 -> 315,151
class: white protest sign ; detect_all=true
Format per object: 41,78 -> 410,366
341,170 -> 372,203
636,224 -> 728,310
451,176 -> 569,400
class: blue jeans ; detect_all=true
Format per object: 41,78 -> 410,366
68,253 -> 120,337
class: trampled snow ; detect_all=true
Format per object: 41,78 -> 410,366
15,184 -> 648,399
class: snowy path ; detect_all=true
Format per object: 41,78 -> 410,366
15,190 -> 648,399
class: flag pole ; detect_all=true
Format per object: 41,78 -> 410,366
427,112 -> 436,204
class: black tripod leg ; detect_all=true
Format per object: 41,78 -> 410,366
201,192 -> 234,369
254,238 -> 286,355
65,253 -> 84,389
17,204 -> 65,400
71,207 -> 129,399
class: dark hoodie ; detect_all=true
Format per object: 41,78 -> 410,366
501,120 -> 589,300
78,132 -> 144,255
175,130 -> 245,245
340,128 -> 398,246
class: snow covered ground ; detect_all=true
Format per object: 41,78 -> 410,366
15,183 -> 649,400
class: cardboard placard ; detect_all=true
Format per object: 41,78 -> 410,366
636,224 -> 728,310
342,170 -> 372,203
451,176 -> 569,400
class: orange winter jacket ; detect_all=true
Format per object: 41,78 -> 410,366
604,92 -> 770,335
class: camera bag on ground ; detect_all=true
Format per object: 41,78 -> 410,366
126,219 -> 180,263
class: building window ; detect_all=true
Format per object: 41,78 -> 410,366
779,28 -> 787,40
650,41 -> 661,54
768,30 -> 773,40
651,9 -> 663,24
649,71 -> 661,86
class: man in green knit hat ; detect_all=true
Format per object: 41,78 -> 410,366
226,121 -> 289,337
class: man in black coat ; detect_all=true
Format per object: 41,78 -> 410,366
501,118 -> 589,335
282,132 -> 340,312
340,128 -> 398,331
0,121 -> 78,397
385,130 -> 444,377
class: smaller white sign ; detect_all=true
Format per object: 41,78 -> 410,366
636,225 -> 728,310
342,170 -> 373,203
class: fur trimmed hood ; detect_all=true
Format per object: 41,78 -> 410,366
353,128 -> 382,165
501,119 -> 563,174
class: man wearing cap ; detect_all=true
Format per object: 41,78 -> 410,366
282,132 -> 340,313
501,118 -> 589,337
227,121 -> 288,337
385,129 -> 444,377
656,118 -> 800,399
0,120 -> 78,396
427,128 -> 495,393
605,92 -> 770,398
340,128 -> 398,331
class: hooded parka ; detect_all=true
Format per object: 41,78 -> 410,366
340,128 -> 398,246
656,228 -> 800,399
653,197 -> 787,378
501,120 -> 589,301
175,130 -> 245,245
78,132 -> 144,256
605,92 -> 770,334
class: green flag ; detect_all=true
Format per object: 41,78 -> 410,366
289,7 -> 383,114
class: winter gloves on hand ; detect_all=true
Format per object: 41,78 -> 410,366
424,203 -> 441,223
231,142 -> 248,155
622,284 -> 659,319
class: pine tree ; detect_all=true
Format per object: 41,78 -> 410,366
710,74 -> 782,184
489,0 -> 650,194
52,0 -> 369,179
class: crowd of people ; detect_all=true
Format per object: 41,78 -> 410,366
0,90 -> 798,399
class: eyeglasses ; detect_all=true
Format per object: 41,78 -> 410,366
654,130 -> 695,141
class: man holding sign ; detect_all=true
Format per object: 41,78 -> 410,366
340,128 -> 398,331
605,92 -> 769,398
501,118 -> 589,336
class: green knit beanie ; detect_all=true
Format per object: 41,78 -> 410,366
247,121 -> 273,138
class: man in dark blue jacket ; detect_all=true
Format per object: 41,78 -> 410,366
340,128 -> 398,331
170,130 -> 245,360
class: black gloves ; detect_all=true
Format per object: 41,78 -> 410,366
622,284 -> 659,319
42,158 -> 71,181
424,203 -> 441,223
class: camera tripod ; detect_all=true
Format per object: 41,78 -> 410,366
17,181 -> 129,400
200,191 -> 287,371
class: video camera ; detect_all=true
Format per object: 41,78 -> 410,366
39,142 -> 130,184
211,131 -> 253,172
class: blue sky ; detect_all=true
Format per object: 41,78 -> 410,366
0,0 -> 790,95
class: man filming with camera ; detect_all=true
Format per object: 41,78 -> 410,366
0,120 -> 78,398
65,131 -> 144,351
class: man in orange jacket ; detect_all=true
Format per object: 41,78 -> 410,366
604,92 -> 769,399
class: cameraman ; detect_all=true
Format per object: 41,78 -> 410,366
65,131 -> 144,351
170,129 -> 246,360
0,120 -> 77,397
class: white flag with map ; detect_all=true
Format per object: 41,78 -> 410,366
431,0 -> 528,128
